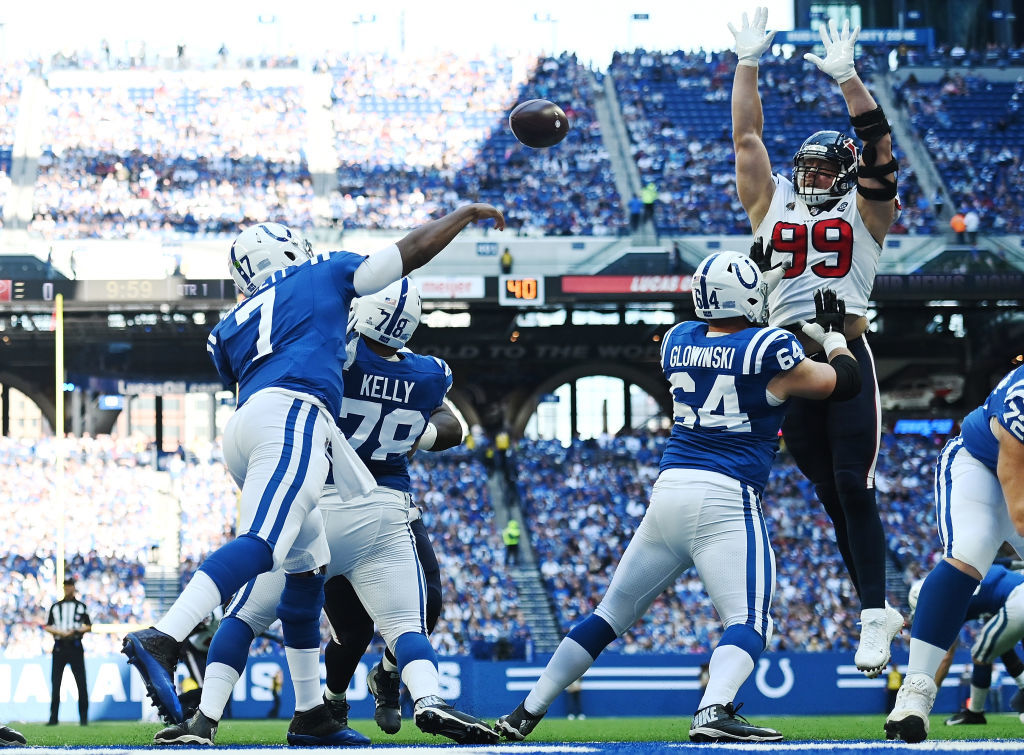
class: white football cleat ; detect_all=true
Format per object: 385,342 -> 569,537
884,673 -> 937,743
855,603 -> 904,677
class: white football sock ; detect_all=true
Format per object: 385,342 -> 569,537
402,658 -> 440,701
286,647 -> 322,713
698,644 -> 755,709
155,571 -> 222,642
906,637 -> 952,679
198,662 -> 239,722
969,685 -> 988,713
525,637 -> 594,717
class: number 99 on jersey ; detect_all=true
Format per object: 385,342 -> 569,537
498,275 -> 545,307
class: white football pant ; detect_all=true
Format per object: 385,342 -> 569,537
972,583 -> 1024,663
594,468 -> 775,644
225,485 -> 429,651
221,389 -> 332,572
935,438 -> 1024,576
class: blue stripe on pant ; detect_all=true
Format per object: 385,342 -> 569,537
250,399 -> 304,536
934,437 -> 963,559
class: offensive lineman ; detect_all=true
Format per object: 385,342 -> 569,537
905,566 -> 1024,725
730,7 -> 902,676
496,251 -> 861,743
123,205 -> 504,728
887,370 -> 1024,742
153,280 -> 498,746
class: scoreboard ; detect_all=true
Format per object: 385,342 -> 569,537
0,278 -> 237,307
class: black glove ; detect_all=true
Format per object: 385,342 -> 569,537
813,288 -> 846,334
748,236 -> 774,273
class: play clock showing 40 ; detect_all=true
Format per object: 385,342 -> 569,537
498,276 -> 545,306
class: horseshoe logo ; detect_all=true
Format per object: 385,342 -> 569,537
755,657 -> 794,699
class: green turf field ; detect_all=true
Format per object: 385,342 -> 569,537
9,713 -> 1024,745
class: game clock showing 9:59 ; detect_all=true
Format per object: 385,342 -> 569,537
498,275 -> 545,307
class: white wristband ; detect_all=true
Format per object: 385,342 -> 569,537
821,332 -> 847,357
418,423 -> 438,451
736,56 -> 760,68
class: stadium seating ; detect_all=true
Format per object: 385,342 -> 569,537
510,431 -> 959,655
897,72 -> 1024,233
29,79 -> 314,239
609,49 -> 935,236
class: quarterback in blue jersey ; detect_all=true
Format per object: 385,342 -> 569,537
497,251 -> 862,743
887,366 -> 1024,742
124,204 -> 504,727
153,280 -> 497,746
905,565 -> 1024,725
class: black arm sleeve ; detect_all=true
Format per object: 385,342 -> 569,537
827,353 -> 862,402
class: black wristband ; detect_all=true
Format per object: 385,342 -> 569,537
850,105 -> 891,142
827,353 -> 862,402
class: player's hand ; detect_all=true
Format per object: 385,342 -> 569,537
728,7 -> 776,67
748,236 -> 790,293
471,203 -> 505,231
799,289 -> 847,348
803,18 -> 859,84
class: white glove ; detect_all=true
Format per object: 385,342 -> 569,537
799,321 -> 847,356
798,289 -> 848,356
728,7 -> 776,67
803,18 -> 860,84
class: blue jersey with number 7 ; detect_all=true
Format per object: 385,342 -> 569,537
207,251 -> 365,417
659,320 -> 805,493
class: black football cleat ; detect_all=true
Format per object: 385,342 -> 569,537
0,725 -> 26,747
415,695 -> 499,744
287,703 -> 370,746
324,692 -> 351,727
367,662 -> 402,734
945,708 -> 986,725
496,700 -> 546,741
154,710 -> 218,745
122,628 -> 184,724
689,702 -> 782,742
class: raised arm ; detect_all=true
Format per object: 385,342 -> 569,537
730,7 -> 777,229
396,204 -> 504,275
354,203 -> 505,296
805,20 -> 897,244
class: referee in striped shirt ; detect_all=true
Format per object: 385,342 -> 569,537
44,577 -> 91,725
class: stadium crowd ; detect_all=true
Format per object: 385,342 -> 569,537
0,437 -> 529,660
29,81 -> 314,240
0,50 -> 1021,244
897,72 -> 1024,234
512,431 -> 951,655
0,424 -> 997,663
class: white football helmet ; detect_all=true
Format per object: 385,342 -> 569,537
229,222 -> 313,296
691,251 -> 768,324
351,278 -> 422,348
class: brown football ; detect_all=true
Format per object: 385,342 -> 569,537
509,99 -> 570,148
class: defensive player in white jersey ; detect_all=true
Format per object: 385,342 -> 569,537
730,7 -> 902,677
123,205 -> 504,727
497,251 -> 861,743
886,366 -> 1024,742
153,280 -> 498,746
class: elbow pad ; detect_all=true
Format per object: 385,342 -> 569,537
827,353 -> 861,402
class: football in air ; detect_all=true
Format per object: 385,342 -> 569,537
509,99 -> 570,148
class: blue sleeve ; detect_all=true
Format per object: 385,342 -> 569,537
997,383 -> 1024,445
207,327 -> 236,389
762,330 -> 806,378
325,251 -> 367,297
